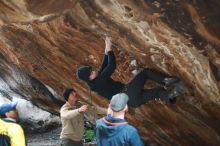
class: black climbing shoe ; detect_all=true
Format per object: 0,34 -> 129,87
169,97 -> 177,104
157,89 -> 170,103
163,77 -> 180,87
167,82 -> 183,103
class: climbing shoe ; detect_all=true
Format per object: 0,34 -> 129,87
163,77 -> 180,87
167,82 -> 183,103
169,97 -> 177,104
157,89 -> 170,103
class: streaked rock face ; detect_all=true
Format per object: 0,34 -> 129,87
0,0 -> 220,145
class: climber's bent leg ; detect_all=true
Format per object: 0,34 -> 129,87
127,87 -> 168,107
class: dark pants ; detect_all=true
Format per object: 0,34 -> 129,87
123,68 -> 168,107
61,138 -> 83,146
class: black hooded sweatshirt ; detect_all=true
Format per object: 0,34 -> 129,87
87,51 -> 124,100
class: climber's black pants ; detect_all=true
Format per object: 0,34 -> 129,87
123,68 -> 169,107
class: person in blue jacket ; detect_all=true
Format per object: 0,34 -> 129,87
96,93 -> 143,146
76,37 -> 181,107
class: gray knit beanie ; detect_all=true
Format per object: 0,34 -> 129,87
110,93 -> 129,112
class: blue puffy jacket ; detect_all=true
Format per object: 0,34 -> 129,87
96,115 -> 143,146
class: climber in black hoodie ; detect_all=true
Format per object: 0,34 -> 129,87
76,37 -> 181,107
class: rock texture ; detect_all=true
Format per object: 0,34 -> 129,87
1,0 -> 220,145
